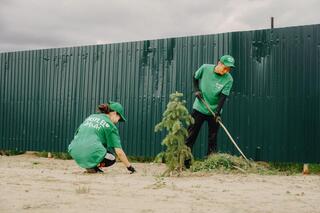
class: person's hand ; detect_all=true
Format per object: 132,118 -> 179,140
127,165 -> 136,174
214,112 -> 221,123
194,91 -> 203,99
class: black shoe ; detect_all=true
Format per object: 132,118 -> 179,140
86,168 -> 97,173
94,167 -> 104,173
86,167 -> 104,173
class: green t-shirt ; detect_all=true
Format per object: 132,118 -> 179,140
68,113 -> 122,168
193,64 -> 233,115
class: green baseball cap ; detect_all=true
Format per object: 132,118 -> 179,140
220,55 -> 235,68
109,101 -> 127,122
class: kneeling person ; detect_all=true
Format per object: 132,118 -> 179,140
68,101 -> 136,174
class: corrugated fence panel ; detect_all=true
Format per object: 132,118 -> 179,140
0,24 -> 319,163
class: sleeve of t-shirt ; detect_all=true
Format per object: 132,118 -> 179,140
194,64 -> 206,80
105,127 -> 122,149
221,80 -> 233,96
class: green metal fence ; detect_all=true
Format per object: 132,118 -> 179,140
1,24 -> 319,163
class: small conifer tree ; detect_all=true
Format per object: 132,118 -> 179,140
155,92 -> 194,174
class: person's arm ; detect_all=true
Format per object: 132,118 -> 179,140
193,75 -> 202,99
115,148 -> 136,173
214,94 -> 227,123
115,148 -> 130,167
214,78 -> 233,120
193,75 -> 200,92
193,65 -> 204,99
215,93 -> 227,114
104,126 -> 136,173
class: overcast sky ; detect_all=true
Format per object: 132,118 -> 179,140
0,0 -> 319,52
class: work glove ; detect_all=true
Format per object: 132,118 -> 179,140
194,91 -> 203,100
214,112 -> 221,123
127,165 -> 136,174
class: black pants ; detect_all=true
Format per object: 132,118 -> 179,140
185,109 -> 220,155
86,152 -> 116,173
98,152 -> 116,167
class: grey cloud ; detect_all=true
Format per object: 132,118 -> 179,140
0,0 -> 319,52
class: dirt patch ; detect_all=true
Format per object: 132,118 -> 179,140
0,153 -> 319,213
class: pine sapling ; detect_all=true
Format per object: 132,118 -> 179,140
155,92 -> 194,175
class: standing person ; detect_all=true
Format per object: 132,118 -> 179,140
185,55 -> 235,167
68,101 -> 136,174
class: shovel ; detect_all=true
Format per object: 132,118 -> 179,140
199,97 -> 251,165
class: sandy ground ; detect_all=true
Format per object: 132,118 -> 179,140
0,153 -> 320,213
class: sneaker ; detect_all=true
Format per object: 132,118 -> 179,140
86,168 -> 97,173
95,167 -> 104,173
86,167 -> 104,173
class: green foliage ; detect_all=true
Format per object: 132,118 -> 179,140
269,162 -> 320,175
191,153 -> 279,174
269,162 -> 303,174
192,153 -> 254,173
309,164 -> 320,174
0,149 -> 25,156
154,152 -> 166,163
155,92 -> 194,175
127,156 -> 154,163
35,151 -> 49,158
53,152 -> 72,160
35,151 -> 72,160
191,153 -> 320,175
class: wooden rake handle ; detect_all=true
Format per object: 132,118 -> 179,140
199,97 -> 251,165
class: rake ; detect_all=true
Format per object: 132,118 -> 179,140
199,97 -> 251,165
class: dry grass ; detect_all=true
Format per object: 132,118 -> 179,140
75,185 -> 90,194
191,153 -> 276,175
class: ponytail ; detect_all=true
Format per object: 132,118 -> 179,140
97,103 -> 111,114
